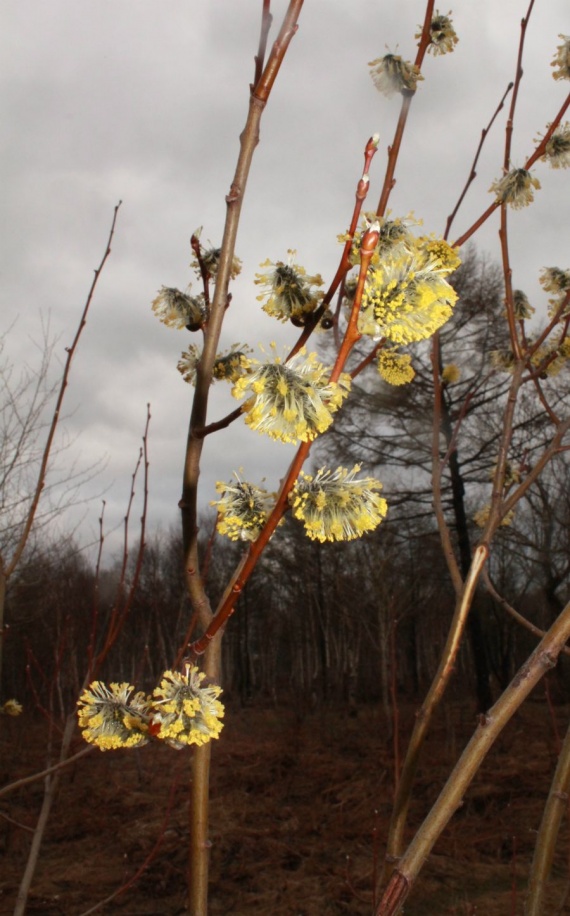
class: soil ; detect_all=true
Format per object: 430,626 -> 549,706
1,697 -> 570,915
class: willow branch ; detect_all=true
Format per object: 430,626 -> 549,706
482,568 -> 570,658
0,745 -> 94,799
286,134 -> 379,360
452,17 -> 570,249
187,223 -> 379,658
180,1 -> 305,636
196,132 -> 378,438
92,406 -> 150,671
502,417 -> 570,517
350,340 -> 384,380
503,0 -> 535,171
181,9 -> 305,915
194,406 -> 243,439
375,0 -> 435,217
444,81 -> 513,240
525,90 -> 570,169
376,597 -> 570,915
528,289 -> 570,356
252,1 -> 273,90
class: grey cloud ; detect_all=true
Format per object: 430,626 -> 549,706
2,1 -> 568,558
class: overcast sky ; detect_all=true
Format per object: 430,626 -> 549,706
1,1 -> 569,558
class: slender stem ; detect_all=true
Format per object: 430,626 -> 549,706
190,232 -> 211,308
527,289 -> 570,357
196,132 -> 378,435
526,716 -> 570,914
188,640 -> 221,916
375,0 -> 435,217
451,82 -> 568,249
320,135 -> 379,309
444,81 -> 513,240
452,201 -> 499,250
502,416 -> 570,518
376,598 -> 570,916
430,334 -> 462,594
181,1 -> 305,632
482,568 -> 570,659
194,406 -> 243,439
525,90 -> 570,169
503,0 -> 535,172
6,202 -> 121,582
14,714 -> 77,916
188,439 -> 311,657
479,363 -> 524,541
451,17 -> 570,251
93,407 -> 150,670
181,7 -> 305,914
329,224 -> 378,384
375,95 -> 413,218
0,745 -> 94,799
245,134 -> 377,366
187,222 -> 379,657
1,213 -> 122,704
350,340 -> 384,380
252,1 -> 273,90
499,206 -> 523,360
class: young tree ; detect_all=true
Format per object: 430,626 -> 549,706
9,3 -> 567,914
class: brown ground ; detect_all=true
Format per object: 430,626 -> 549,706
1,698 -> 570,915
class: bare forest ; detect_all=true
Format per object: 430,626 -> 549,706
2,3 -> 570,914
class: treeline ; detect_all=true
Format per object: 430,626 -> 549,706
4,492 -> 570,716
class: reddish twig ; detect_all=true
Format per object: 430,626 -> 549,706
350,340 -> 385,380
503,0 -> 536,172
444,82 -> 513,240
252,0 -> 273,90
196,133 -> 379,439
194,405 -> 243,439
375,0 -> 435,217
187,440 -> 311,656
525,91 -> 570,169
92,406 -> 150,671
181,0 -> 305,642
188,223 -> 380,656
284,136 -> 379,361
527,289 -> 570,357
0,745 -> 94,799
321,135 -> 379,310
